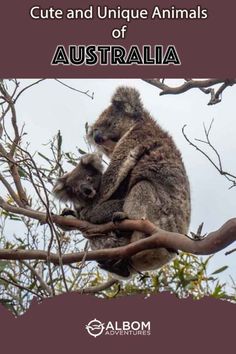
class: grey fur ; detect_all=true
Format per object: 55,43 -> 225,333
53,153 -> 132,278
88,86 -> 191,274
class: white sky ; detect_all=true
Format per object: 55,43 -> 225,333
3,78 -> 236,285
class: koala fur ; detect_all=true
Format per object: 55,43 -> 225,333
87,86 -> 191,274
53,153 -> 132,277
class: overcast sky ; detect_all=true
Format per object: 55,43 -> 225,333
3,78 -> 236,285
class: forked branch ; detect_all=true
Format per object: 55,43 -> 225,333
0,195 -> 235,266
143,79 -> 236,105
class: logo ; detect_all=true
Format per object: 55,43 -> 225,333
85,318 -> 151,337
85,319 -> 105,338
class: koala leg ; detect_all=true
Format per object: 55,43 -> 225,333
123,181 -> 157,224
88,199 -> 125,224
123,181 -> 177,272
98,258 -> 132,279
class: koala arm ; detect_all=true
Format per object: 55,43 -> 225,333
100,122 -> 160,203
85,199 -> 125,224
100,148 -> 140,202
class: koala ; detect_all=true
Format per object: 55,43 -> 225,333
53,153 -> 103,219
87,86 -> 191,275
53,153 -> 132,278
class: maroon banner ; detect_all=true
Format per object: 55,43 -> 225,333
0,0 -> 235,77
1,293 -> 234,354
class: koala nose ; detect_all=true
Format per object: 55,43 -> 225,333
83,186 -> 92,195
80,184 -> 95,198
93,130 -> 104,145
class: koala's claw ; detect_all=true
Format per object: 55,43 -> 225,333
112,212 -> 129,224
56,208 -> 78,232
61,208 -> 77,218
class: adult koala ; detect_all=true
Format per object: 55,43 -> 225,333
87,86 -> 191,275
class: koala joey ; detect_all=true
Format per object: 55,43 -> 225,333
87,86 -> 191,275
53,153 -> 132,278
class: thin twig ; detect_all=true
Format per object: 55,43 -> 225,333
77,278 -> 119,294
21,260 -> 53,296
182,124 -> 236,188
0,172 -> 24,207
55,79 -> 94,99
0,276 -> 43,299
13,79 -> 46,103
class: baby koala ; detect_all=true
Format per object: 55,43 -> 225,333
53,153 -> 132,278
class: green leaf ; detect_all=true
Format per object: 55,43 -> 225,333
14,237 -> 25,244
78,148 -> 87,155
85,122 -> 89,134
9,214 -> 22,221
18,166 -> 28,178
57,130 -> 62,150
67,160 -> 77,166
0,298 -> 16,314
212,284 -> 225,298
38,152 -> 53,165
65,152 -> 72,158
211,266 -> 228,275
0,261 -> 9,273
2,211 -> 22,221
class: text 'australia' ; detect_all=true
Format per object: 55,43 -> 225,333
51,45 -> 181,66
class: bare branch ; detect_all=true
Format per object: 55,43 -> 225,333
13,79 -> 46,103
0,84 -> 29,206
77,278 -> 119,294
0,146 -> 29,207
143,79 -> 236,105
0,276 -> 43,299
0,82 -> 20,156
21,260 -> 53,296
182,124 -> 236,188
225,248 -> 236,256
54,79 -> 94,99
207,80 -> 235,105
16,145 -> 69,293
0,172 -> 24,206
0,216 -> 235,265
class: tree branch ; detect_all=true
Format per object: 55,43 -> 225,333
54,79 -> 94,99
0,172 -> 24,206
143,79 -> 236,105
0,276 -> 43,299
13,79 -> 46,103
21,260 -> 53,296
0,217 -> 235,266
76,278 -> 119,294
182,124 -> 236,189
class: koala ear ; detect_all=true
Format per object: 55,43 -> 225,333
111,86 -> 143,117
81,153 -> 104,173
52,175 -> 68,195
80,154 -> 90,166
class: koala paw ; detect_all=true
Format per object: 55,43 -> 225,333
112,212 -> 129,224
57,208 -> 78,231
61,208 -> 77,218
